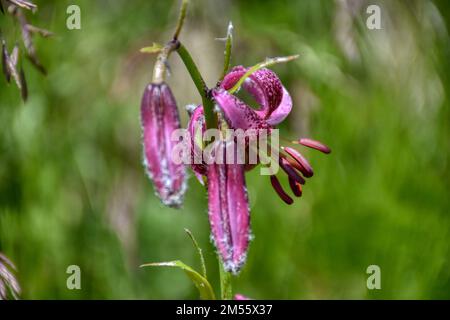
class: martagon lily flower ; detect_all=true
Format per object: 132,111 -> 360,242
188,66 -> 330,273
141,82 -> 187,208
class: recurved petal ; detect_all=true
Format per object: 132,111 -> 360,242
212,88 -> 269,131
265,86 -> 292,126
141,83 -> 186,208
207,146 -> 250,274
220,66 -> 287,122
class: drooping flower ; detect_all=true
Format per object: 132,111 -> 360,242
213,66 -> 331,204
141,82 -> 187,208
187,65 -> 330,273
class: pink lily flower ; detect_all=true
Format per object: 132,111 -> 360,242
187,66 -> 330,273
141,83 -> 187,208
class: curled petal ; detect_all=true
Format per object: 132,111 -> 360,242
299,138 -> 331,154
283,147 -> 314,178
141,83 -> 186,208
270,175 -> 293,205
207,144 -> 250,274
212,88 -> 269,131
220,66 -> 291,124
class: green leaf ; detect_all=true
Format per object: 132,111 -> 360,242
228,54 -> 299,94
140,43 -> 163,54
141,260 -> 216,300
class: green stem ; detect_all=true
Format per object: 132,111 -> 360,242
219,259 -> 233,300
173,0 -> 188,40
176,42 -> 217,129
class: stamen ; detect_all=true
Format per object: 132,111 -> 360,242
298,138 -> 331,154
279,158 -> 305,185
282,154 -> 310,178
288,177 -> 302,197
282,147 -> 314,178
270,175 -> 293,205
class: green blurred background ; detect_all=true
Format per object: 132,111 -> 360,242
0,0 -> 449,299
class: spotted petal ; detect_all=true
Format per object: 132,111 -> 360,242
212,88 -> 269,131
220,66 -> 292,125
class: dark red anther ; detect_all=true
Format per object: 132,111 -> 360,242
283,147 -> 314,178
270,175 -> 293,205
279,158 -> 305,185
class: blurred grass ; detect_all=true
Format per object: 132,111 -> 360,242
0,0 -> 449,299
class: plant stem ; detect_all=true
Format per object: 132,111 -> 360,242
173,0 -> 188,40
219,259 -> 233,300
175,42 -> 217,129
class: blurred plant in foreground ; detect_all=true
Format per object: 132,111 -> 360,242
0,253 -> 20,300
0,0 -> 52,101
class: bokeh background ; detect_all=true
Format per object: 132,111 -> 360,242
0,0 -> 449,299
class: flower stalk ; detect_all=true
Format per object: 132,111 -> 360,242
219,260 -> 233,300
175,42 -> 217,130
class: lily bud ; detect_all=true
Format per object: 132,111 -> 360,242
141,83 -> 186,208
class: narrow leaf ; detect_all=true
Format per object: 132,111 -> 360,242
218,21 -> 233,81
141,260 -> 216,300
229,55 -> 299,94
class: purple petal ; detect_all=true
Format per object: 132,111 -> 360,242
207,144 -> 250,274
141,83 -> 186,208
212,88 -> 269,131
220,66 -> 288,122
187,105 -> 207,176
